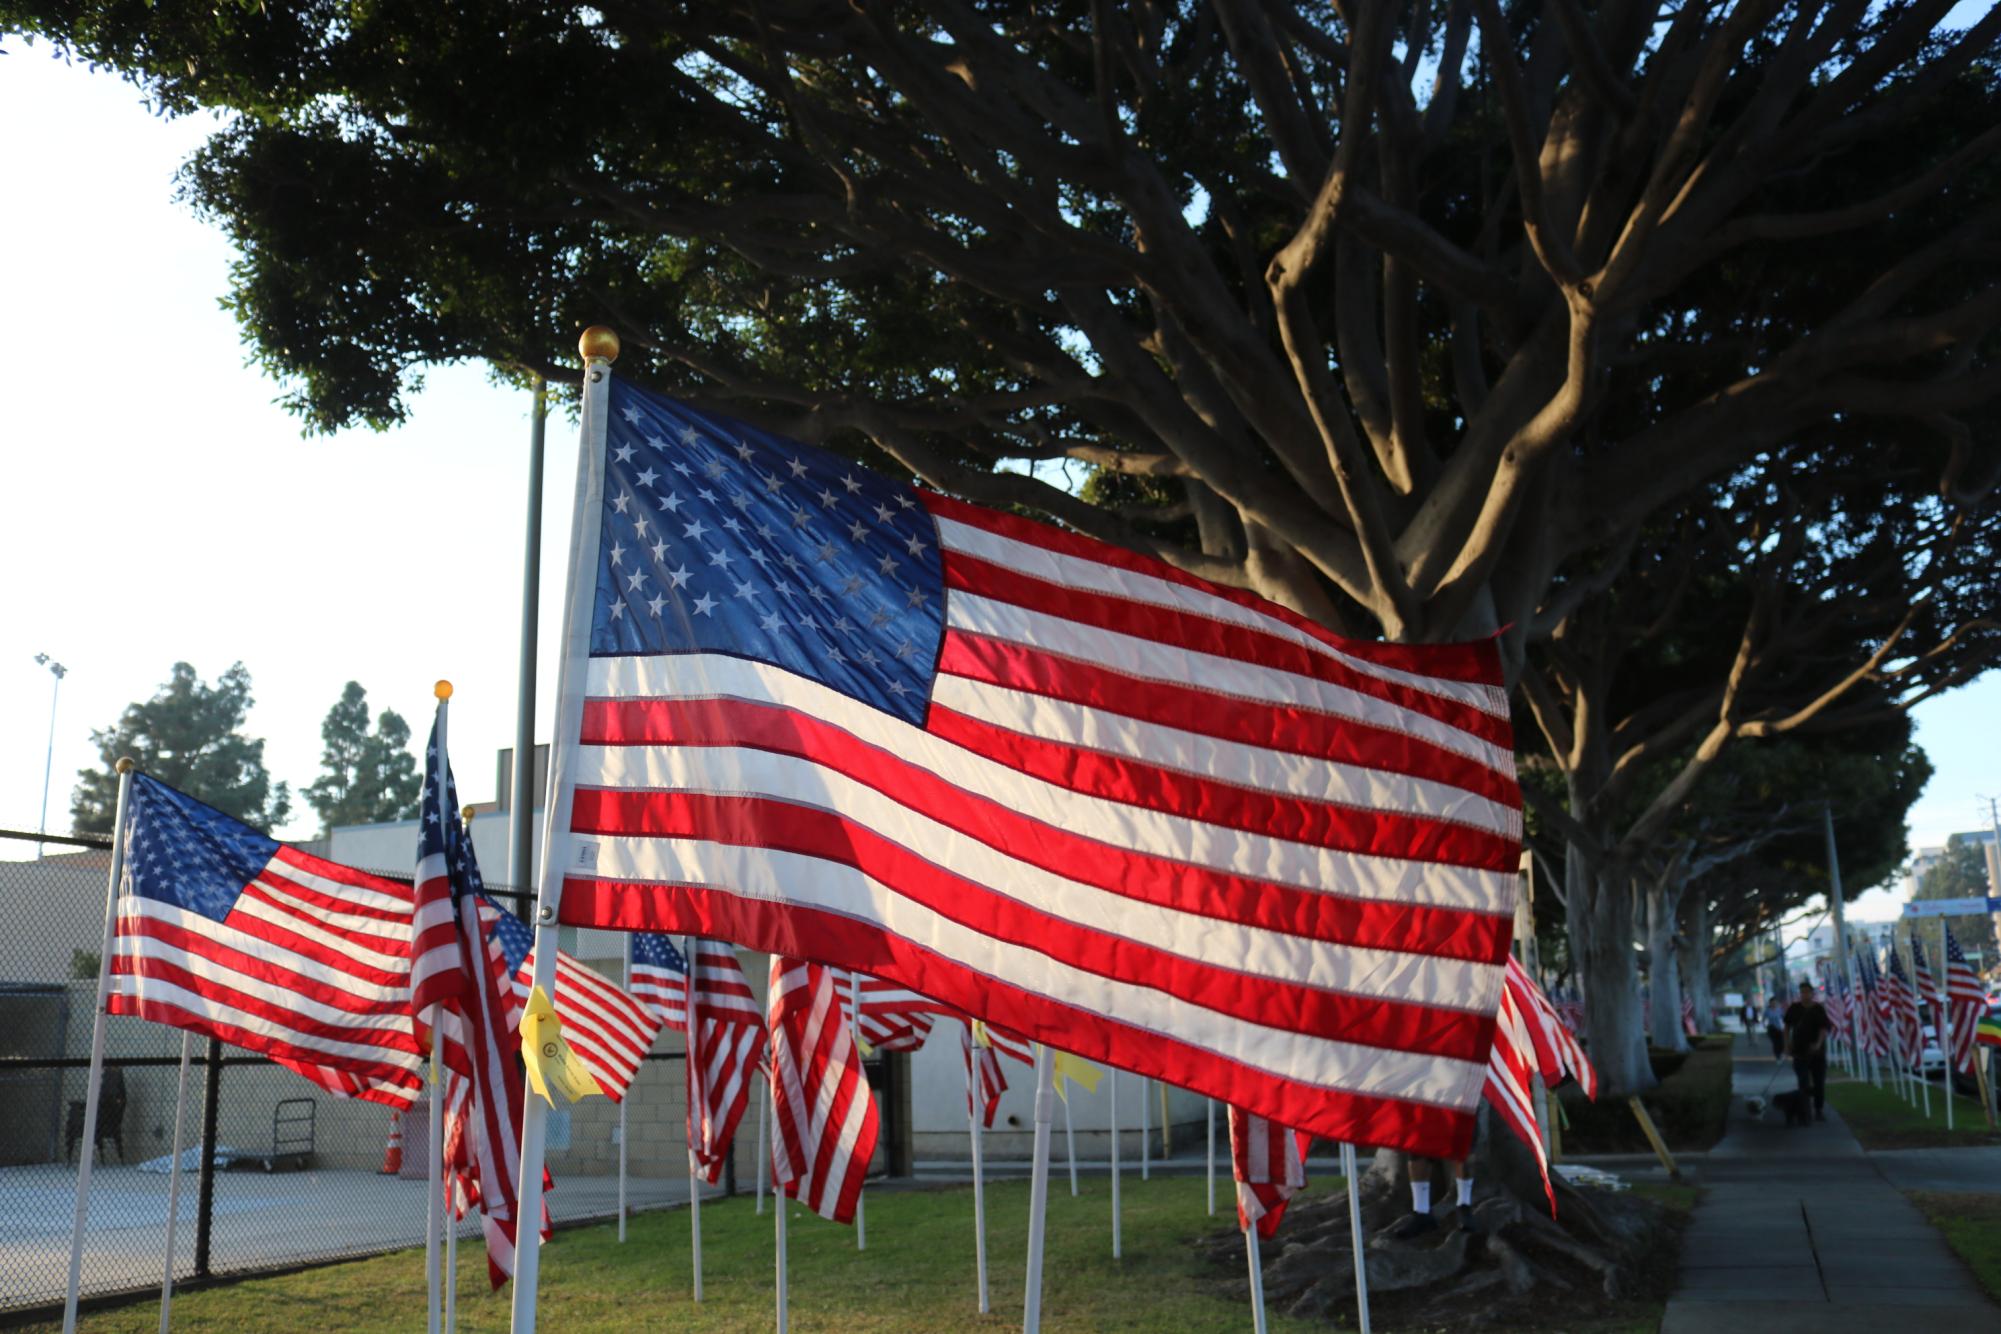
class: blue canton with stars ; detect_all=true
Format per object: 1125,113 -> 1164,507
483,896 -> 535,974
633,932 -> 687,975
592,379 -> 947,726
122,774 -> 281,922
416,709 -> 486,906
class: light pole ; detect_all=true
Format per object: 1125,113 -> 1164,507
33,653 -> 67,857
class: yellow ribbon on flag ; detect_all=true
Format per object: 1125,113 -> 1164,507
520,986 -> 604,1104
1051,1049 -> 1103,1104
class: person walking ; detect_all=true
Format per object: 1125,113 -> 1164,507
1764,996 -> 1787,1060
1785,980 -> 1834,1122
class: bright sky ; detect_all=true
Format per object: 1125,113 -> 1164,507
2,51 -> 1995,925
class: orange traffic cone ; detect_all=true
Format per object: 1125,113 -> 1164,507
380,1112 -> 404,1175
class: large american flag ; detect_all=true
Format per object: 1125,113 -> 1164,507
1942,924 -> 1986,1073
634,934 -> 767,1183
1227,1106 -> 1309,1239
768,956 -> 878,1223
545,377 -> 1521,1157
108,773 -> 425,1108
415,706 -> 544,1288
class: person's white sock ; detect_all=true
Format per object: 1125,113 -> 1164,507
1456,1177 -> 1474,1207
1410,1181 -> 1431,1213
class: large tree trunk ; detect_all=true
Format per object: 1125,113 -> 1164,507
1644,881 -> 1690,1053
1678,895 -> 1716,1034
1568,850 -> 1657,1096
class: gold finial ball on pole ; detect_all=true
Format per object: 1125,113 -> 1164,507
115,757 -> 136,775
579,325 -> 621,364
434,680 -> 453,700
461,805 -> 477,825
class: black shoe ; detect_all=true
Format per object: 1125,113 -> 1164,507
1814,1108 -> 1826,1122
1457,1204 -> 1481,1236
1388,1211 -> 1439,1241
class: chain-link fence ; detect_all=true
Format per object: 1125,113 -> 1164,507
0,829 -> 899,1320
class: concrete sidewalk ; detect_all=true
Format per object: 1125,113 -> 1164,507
1660,1038 -> 1995,1333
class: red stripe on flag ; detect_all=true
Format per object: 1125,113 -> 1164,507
577,700 -> 1513,964
570,787 -> 1493,1063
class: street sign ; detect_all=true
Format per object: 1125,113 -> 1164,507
1901,896 -> 2001,918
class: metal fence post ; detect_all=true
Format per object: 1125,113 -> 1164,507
193,1038 -> 222,1280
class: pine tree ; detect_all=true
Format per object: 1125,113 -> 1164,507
72,662 -> 290,834
302,681 -> 421,832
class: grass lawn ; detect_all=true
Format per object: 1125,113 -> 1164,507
1908,1191 -> 2001,1302
37,1174 -> 1348,1333
1825,1075 -> 2001,1149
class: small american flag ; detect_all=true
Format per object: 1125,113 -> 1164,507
768,956 -> 878,1224
108,773 -> 426,1108
1822,974 -> 1847,1033
486,905 -> 664,1102
670,938 -> 767,1183
1943,924 -> 1986,1073
1884,948 -> 1922,1064
629,932 -> 688,1026
1912,939 -> 1940,1009
845,974 -> 946,1053
1484,974 -> 1554,1214
545,377 -> 1521,1158
961,1022 -> 1007,1128
1505,958 -> 1598,1100
1227,1106 -> 1308,1239
1680,992 -> 1698,1038
416,704 -> 546,1288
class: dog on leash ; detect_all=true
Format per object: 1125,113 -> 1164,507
1771,1088 -> 1813,1126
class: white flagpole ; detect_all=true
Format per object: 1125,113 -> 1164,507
427,1016 -> 444,1334
774,1188 -> 789,1334
969,1026 -> 990,1315
686,936 -> 703,1302
155,1030 -> 193,1334
1341,1143 -> 1372,1334
444,1185 -> 458,1334
511,327 -> 619,1334
1021,1043 -> 1056,1334
1244,1206 -> 1268,1334
619,936 -> 631,1244
754,1077 -> 768,1216
62,756 -> 135,1334
1062,1089 -> 1078,1198
1109,1070 -> 1122,1259
847,970 -> 866,1251
1140,1075 -> 1150,1180
1205,1099 -> 1216,1217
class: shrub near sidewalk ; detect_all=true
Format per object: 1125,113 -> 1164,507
1558,1036 -> 1735,1154
1826,1077 -> 2001,1150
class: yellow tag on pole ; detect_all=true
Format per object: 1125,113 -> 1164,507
520,986 -> 604,1104
1051,1049 -> 1104,1103
972,1020 -> 996,1049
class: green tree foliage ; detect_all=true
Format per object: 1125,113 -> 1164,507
72,662 -> 291,834
1,3 -> 1995,652
1913,835 -> 2000,959
302,681 -> 420,832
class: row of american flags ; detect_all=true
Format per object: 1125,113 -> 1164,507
1815,930 -> 1989,1074
85,363 -> 1621,1315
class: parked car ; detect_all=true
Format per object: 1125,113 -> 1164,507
1919,1024 -> 1946,1075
